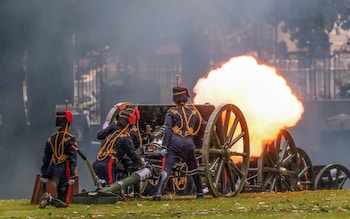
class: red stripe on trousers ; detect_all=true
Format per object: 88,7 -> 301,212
161,157 -> 166,170
65,161 -> 71,206
108,157 -> 115,185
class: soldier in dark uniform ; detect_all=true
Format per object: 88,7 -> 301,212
125,104 -> 142,152
93,111 -> 142,189
153,86 -> 204,201
39,106 -> 78,208
123,104 -> 143,197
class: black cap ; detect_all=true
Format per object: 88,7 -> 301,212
117,111 -> 131,128
173,86 -> 189,104
56,110 -> 73,128
125,104 -> 140,120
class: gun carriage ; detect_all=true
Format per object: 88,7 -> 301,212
243,129 -> 350,193
72,101 -> 350,204
296,147 -> 350,191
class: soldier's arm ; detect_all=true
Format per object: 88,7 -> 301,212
123,138 -> 141,168
97,124 -> 117,140
162,112 -> 173,148
67,137 -> 78,177
41,139 -> 52,177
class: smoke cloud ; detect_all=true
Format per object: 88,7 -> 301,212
1,0 -> 350,199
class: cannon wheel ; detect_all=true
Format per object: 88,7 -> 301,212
257,129 -> 299,192
296,147 -> 314,190
202,103 -> 250,197
314,164 -> 350,190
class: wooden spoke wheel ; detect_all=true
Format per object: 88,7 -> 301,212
296,147 -> 314,190
257,129 -> 299,192
172,164 -> 190,194
314,164 -> 350,190
140,178 -> 158,196
202,103 -> 250,197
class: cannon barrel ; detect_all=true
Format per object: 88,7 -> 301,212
73,167 -> 153,204
102,167 -> 153,193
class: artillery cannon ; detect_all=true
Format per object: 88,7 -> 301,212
295,147 -> 350,191
242,128 -> 350,193
72,101 -> 350,204
73,101 -> 250,203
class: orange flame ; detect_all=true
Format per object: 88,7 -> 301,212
193,56 -> 304,157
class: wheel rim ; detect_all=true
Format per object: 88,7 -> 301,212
202,103 -> 250,197
296,147 -> 314,190
314,164 -> 350,190
258,129 -> 299,192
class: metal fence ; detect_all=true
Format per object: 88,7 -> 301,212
73,49 -> 350,130
274,51 -> 350,100
73,50 -> 104,127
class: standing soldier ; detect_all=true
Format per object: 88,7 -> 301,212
153,86 -> 204,201
93,110 -> 142,191
39,102 -> 78,208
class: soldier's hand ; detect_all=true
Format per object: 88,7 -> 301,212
160,149 -> 167,157
40,177 -> 48,183
68,179 -> 75,185
102,121 -> 109,129
139,158 -> 145,169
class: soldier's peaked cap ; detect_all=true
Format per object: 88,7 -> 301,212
56,111 -> 73,127
173,86 -> 190,104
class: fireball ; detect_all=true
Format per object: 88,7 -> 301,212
193,55 -> 304,157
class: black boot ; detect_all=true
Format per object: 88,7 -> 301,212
152,171 -> 168,201
193,175 -> 204,199
50,198 -> 67,208
39,193 -> 67,208
39,192 -> 52,209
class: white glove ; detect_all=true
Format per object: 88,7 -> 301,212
40,177 -> 48,183
68,179 -> 75,185
102,121 -> 109,129
98,179 -> 107,187
138,157 -> 147,169
160,149 -> 167,157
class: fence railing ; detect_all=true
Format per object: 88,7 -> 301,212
274,52 -> 350,100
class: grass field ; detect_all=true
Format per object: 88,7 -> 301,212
1,190 -> 350,218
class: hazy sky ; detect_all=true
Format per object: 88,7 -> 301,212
1,0 -> 350,199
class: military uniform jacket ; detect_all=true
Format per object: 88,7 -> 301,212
163,106 -> 200,148
41,130 -> 78,178
114,134 -> 141,167
97,128 -> 141,168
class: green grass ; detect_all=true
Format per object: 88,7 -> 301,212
1,190 -> 350,218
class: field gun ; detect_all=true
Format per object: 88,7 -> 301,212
73,101 -> 350,204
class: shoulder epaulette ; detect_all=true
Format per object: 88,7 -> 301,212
120,133 -> 130,138
64,132 -> 74,137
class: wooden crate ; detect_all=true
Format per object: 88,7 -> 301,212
30,174 -> 79,204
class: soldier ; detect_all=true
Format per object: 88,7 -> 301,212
125,104 -> 142,152
153,86 -> 204,201
39,104 -> 78,208
93,111 -> 142,191
123,104 -> 143,197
